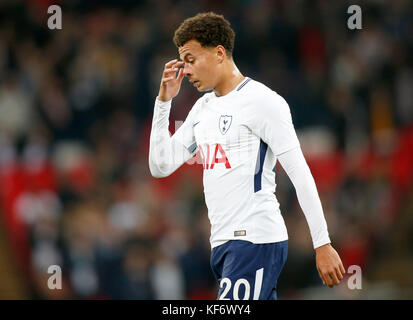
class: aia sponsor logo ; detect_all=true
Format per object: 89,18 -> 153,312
199,143 -> 231,170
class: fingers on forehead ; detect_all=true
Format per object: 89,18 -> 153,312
165,59 -> 179,66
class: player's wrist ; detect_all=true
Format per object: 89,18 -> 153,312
156,95 -> 172,103
315,242 -> 332,253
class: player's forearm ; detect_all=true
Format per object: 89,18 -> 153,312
148,98 -> 177,178
278,147 -> 331,249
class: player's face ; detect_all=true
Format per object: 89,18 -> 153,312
179,40 -> 220,92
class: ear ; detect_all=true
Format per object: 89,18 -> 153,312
216,45 -> 226,63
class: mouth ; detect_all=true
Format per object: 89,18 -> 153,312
191,80 -> 200,87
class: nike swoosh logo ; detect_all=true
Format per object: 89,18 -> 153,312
193,121 -> 200,127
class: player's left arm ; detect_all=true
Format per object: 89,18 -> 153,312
278,147 -> 346,287
246,91 -> 345,287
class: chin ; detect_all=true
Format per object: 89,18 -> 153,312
197,84 -> 211,92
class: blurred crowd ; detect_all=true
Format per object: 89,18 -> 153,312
0,0 -> 412,299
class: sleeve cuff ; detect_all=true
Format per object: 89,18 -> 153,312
155,97 -> 172,106
313,237 -> 331,249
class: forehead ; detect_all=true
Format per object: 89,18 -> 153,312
178,40 -> 210,59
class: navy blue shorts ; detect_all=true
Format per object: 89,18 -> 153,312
210,240 -> 288,300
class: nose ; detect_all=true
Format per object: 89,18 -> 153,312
183,63 -> 192,77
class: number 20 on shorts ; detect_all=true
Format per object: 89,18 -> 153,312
219,268 -> 264,300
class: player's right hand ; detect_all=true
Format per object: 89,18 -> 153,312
158,59 -> 185,102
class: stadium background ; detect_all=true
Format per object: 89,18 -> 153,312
0,0 -> 412,299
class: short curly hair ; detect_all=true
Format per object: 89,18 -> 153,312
173,12 -> 235,58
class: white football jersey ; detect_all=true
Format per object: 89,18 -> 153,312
172,78 -> 302,248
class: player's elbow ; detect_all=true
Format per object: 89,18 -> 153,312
149,161 -> 169,178
150,169 -> 167,178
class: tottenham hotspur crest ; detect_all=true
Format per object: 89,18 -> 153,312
219,115 -> 232,135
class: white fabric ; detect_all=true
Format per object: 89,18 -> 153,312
148,98 -> 195,178
149,78 -> 330,249
277,147 -> 331,248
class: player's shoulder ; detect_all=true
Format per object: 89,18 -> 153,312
247,79 -> 285,100
193,91 -> 215,108
243,78 -> 272,94
187,93 -> 209,115
240,78 -> 290,112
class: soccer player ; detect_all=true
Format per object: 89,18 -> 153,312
149,12 -> 345,300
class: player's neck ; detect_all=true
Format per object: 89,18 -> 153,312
213,60 -> 245,97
